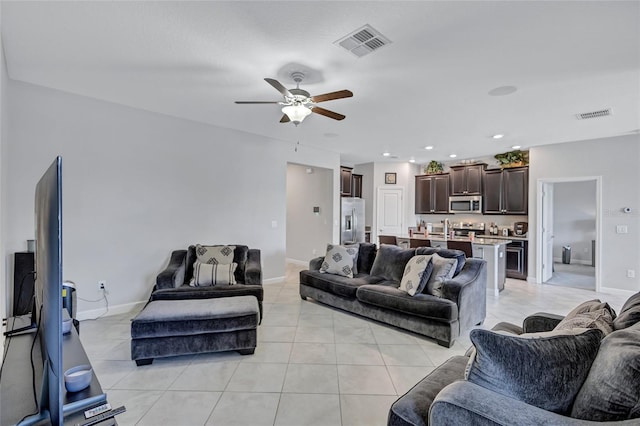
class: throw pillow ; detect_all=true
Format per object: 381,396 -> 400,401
399,255 -> 434,296
195,244 -> 236,264
465,328 -> 602,415
554,308 -> 614,336
613,292 -> 640,330
190,261 -> 237,286
425,253 -> 457,297
319,244 -> 358,278
369,244 -> 416,282
415,247 -> 466,276
342,243 -> 360,275
571,323 -> 640,421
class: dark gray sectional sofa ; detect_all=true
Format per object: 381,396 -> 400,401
299,243 -> 487,347
388,292 -> 640,425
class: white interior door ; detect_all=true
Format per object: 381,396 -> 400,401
541,182 -> 554,282
377,187 -> 404,237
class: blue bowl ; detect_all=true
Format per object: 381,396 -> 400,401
64,365 -> 92,392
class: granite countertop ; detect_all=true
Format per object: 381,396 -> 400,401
396,234 -> 511,246
486,234 -> 529,241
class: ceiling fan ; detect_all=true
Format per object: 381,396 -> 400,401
235,72 -> 353,126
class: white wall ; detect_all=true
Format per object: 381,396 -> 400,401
528,135 -> 640,291
286,164 -> 333,264
3,78 -> 340,316
553,180 -> 596,264
0,3 -> 6,343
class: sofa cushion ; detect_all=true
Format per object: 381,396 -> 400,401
356,243 -> 377,275
301,270 -> 384,298
571,323 -> 640,421
190,261 -> 237,286
370,245 -> 416,282
356,284 -> 458,321
614,292 -> 640,330
399,255 -> 434,296
425,254 -> 457,297
319,244 -> 358,278
466,328 -> 602,415
416,247 -> 466,276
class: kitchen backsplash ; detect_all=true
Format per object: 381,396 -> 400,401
415,213 -> 527,234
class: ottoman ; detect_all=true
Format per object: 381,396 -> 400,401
131,295 -> 259,366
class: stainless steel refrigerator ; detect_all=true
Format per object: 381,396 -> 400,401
341,197 -> 365,244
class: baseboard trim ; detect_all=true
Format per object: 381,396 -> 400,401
264,276 -> 285,284
77,301 -> 146,321
552,258 -> 593,266
285,258 -> 309,266
599,287 -> 637,297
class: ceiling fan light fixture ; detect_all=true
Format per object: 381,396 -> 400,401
282,104 -> 312,125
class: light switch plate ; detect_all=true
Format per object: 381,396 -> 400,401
616,225 -> 628,234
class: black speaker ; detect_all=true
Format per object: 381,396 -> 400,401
13,252 -> 35,316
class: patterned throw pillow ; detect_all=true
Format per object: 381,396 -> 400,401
319,244 -> 358,278
190,261 -> 237,286
425,253 -> 458,297
195,244 -> 236,264
399,255 -> 434,296
342,243 -> 360,275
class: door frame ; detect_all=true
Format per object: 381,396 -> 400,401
536,176 -> 602,290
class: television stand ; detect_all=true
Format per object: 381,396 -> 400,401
1,315 -> 118,425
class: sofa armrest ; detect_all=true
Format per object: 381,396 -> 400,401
440,258 -> 487,331
245,249 -> 262,285
523,313 -> 565,333
309,256 -> 324,271
155,250 -> 187,290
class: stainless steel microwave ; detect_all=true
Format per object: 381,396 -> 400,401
449,196 -> 482,214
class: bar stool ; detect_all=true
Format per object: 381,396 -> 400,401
409,239 -> 431,248
447,241 -> 473,258
378,235 -> 398,245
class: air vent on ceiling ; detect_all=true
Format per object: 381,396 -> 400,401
336,24 -> 392,58
576,108 -> 612,120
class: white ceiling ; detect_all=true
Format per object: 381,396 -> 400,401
2,1 -> 639,165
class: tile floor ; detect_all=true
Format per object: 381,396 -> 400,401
546,262 -> 596,290
80,263 -> 629,426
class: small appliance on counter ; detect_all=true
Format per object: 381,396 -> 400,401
513,222 -> 528,236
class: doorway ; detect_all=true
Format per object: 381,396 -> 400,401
538,177 -> 600,291
376,187 -> 404,243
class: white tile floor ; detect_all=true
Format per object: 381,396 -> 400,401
80,263 -> 630,426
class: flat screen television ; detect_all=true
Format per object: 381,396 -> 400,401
22,156 -> 64,425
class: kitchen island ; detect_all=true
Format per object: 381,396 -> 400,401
395,234 -> 510,296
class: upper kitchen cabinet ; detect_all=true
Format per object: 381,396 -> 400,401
351,173 -> 363,198
483,166 -> 528,215
415,174 -> 450,214
449,164 -> 485,195
340,166 -> 353,197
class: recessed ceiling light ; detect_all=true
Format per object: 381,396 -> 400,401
449,154 -> 457,158
512,145 -> 521,149
492,134 -> 504,139
409,158 -> 416,163
382,152 -> 390,157
424,146 -> 434,150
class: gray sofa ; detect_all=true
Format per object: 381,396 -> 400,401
150,244 -> 264,320
299,243 -> 487,347
388,292 -> 640,425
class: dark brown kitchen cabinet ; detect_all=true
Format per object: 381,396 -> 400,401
415,174 -> 450,214
483,166 -> 528,215
340,166 -> 353,197
449,164 -> 485,195
506,240 -> 528,280
352,174 -> 363,198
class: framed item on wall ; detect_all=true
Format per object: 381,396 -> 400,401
385,172 -> 397,184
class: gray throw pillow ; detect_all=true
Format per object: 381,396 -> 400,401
399,255 -> 434,296
370,244 -> 416,282
571,323 -> 640,421
554,308 -> 614,336
319,244 -> 358,278
466,328 -> 602,415
614,292 -> 640,330
425,253 -> 457,297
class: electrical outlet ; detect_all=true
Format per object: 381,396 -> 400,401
628,270 -> 636,278
312,248 -> 317,255
98,280 -> 106,290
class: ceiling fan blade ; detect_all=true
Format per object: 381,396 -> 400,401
280,114 -> 290,123
312,106 -> 346,121
311,90 -> 353,103
234,101 -> 280,104
265,78 -> 293,98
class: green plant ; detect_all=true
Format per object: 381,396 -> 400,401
494,150 -> 529,167
425,160 -> 444,174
